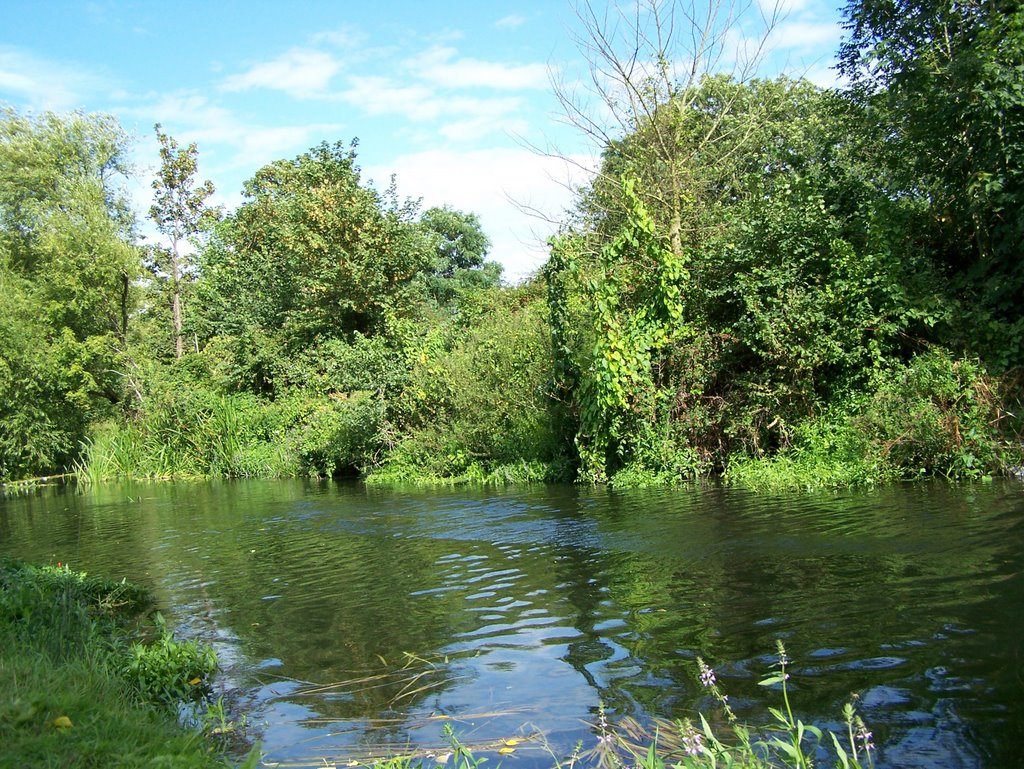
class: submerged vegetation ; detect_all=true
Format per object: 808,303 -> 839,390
2,0 -> 1024,489
0,559 -> 256,768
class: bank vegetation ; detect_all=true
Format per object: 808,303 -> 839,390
2,0 -> 1022,490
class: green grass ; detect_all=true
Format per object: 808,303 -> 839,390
0,560 -> 258,769
0,651 -> 232,769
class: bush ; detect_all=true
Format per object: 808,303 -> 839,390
854,350 -> 1020,478
121,613 -> 217,709
728,350 -> 1024,489
369,287 -> 568,483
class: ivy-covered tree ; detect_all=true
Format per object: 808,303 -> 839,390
546,74 -> 943,482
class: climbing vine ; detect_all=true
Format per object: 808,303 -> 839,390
570,175 -> 689,482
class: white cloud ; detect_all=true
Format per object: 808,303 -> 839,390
338,75 -> 529,139
406,46 -> 549,90
757,0 -> 811,16
770,19 -> 841,51
801,61 -> 841,88
439,94 -> 529,140
310,27 -> 363,48
495,14 -> 526,29
339,76 -> 440,120
220,49 -> 341,97
439,113 -> 530,143
121,91 -> 344,180
0,47 -> 110,111
368,147 -> 595,281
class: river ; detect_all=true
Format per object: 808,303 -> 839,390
2,480 -> 1022,768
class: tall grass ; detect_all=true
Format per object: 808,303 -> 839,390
75,387 -> 378,481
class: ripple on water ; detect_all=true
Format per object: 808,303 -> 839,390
2,479 -> 1024,768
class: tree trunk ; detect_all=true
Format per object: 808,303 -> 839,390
171,237 -> 183,359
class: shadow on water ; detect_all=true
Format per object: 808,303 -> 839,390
2,479 -> 1023,768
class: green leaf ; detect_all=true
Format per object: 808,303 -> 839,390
831,733 -> 850,769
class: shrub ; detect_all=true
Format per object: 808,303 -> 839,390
121,613 -> 217,709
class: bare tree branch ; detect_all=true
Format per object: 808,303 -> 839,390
541,0 -> 785,258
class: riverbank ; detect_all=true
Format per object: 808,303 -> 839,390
0,559 -> 257,769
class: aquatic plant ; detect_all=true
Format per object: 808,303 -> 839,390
567,641 -> 874,769
358,642 -> 875,769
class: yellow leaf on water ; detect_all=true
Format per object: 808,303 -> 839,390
498,748 -> 516,755
52,715 -> 73,729
188,677 -> 202,686
504,739 -> 522,747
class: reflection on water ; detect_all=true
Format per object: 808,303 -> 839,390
2,480 -> 1023,768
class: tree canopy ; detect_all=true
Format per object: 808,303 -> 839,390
0,109 -> 138,480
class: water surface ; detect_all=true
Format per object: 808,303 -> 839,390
2,480 -> 1022,768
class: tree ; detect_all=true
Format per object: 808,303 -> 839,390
149,124 -> 215,359
839,0 -> 1024,368
0,108 -> 139,480
197,140 -> 434,392
420,206 -> 491,276
418,206 -> 501,305
552,0 -> 783,260
546,68 -> 938,480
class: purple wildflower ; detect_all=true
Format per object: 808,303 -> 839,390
698,661 -> 716,689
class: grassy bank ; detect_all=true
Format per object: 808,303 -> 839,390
0,559 -> 256,769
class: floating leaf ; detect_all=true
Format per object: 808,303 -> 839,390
52,715 -> 73,729
498,748 -> 516,755
503,738 -> 523,746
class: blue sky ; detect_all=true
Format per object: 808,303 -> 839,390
1,0 -> 845,280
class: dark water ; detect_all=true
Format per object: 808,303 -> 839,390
2,480 -> 1023,768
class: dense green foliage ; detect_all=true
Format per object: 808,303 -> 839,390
840,0 -> 1024,370
0,110 -> 138,481
544,73 -> 1021,486
0,559 -> 250,768
2,0 -> 1023,487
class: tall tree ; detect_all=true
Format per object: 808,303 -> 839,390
0,108 -> 138,480
839,0 -> 1024,368
552,0 -> 782,261
204,141 -> 431,346
196,140 -> 434,393
149,124 -> 215,359
418,206 -> 500,305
